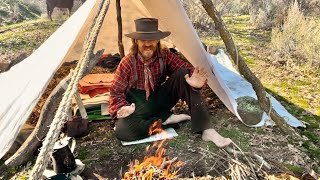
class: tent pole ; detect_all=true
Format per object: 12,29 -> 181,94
116,0 -> 125,58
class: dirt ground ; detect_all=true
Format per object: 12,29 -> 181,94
11,61 -> 315,179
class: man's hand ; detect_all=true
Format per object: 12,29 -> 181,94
185,67 -> 207,88
117,103 -> 135,119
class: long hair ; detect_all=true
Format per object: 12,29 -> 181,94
129,39 -> 168,56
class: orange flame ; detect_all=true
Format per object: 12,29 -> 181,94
123,120 -> 185,180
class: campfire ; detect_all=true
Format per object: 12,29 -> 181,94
123,121 -> 185,180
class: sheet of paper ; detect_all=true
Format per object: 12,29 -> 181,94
121,128 -> 178,146
101,103 -> 109,115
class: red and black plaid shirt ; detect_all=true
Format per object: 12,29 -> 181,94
108,49 -> 193,119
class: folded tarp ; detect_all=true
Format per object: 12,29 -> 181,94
78,73 -> 114,97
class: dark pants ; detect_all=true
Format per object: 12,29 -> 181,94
115,68 -> 210,141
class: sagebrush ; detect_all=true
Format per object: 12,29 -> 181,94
270,0 -> 320,70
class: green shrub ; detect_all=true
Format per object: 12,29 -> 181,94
0,0 -> 42,25
299,0 -> 320,15
24,2 -> 42,16
249,0 -> 290,29
270,0 -> 320,70
217,0 -> 251,15
181,0 -> 214,35
250,7 -> 272,28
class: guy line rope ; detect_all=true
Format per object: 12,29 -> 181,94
29,0 -> 110,179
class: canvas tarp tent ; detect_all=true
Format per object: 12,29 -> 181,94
0,0 -> 304,159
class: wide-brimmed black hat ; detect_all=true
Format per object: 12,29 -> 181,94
125,18 -> 171,40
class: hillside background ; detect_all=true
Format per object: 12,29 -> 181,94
0,0 -> 84,25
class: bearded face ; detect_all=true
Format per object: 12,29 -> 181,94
136,39 -> 159,61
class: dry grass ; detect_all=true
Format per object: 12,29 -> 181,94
271,0 -> 320,70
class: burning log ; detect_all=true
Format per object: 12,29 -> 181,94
123,121 -> 185,180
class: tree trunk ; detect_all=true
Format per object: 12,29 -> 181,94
0,50 -> 103,175
199,0 -> 300,138
116,0 -> 125,58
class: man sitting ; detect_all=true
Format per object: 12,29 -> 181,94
108,18 -> 232,148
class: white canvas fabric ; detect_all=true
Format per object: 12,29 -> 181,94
0,0 -> 304,158
0,0 -> 96,158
